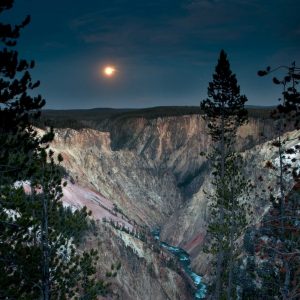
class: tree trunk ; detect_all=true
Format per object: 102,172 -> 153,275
283,260 -> 290,300
41,165 -> 50,300
215,104 -> 225,300
227,213 -> 234,300
278,132 -> 285,238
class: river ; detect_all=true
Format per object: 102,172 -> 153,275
152,229 -> 206,299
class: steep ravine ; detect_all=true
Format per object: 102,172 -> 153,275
160,129 -> 300,275
46,114 -> 281,282
86,223 -> 192,300
58,181 -> 192,300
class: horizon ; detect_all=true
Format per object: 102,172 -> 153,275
42,104 -> 276,111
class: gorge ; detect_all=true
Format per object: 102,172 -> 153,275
39,107 -> 297,299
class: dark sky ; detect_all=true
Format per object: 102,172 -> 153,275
5,0 -> 300,109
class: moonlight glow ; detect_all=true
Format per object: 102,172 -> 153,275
103,66 -> 116,77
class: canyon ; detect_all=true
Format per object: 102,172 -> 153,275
41,108 -> 297,299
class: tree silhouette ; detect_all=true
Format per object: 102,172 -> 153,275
243,62 -> 300,299
0,2 -> 108,299
201,50 -> 249,299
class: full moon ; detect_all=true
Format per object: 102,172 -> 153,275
103,66 -> 116,77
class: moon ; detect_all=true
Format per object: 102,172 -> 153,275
103,66 -> 116,77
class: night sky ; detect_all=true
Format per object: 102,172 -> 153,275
5,0 -> 300,109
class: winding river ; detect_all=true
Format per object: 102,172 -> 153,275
152,229 -> 206,299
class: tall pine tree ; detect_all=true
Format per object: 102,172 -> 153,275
201,50 -> 249,299
0,1 -> 108,298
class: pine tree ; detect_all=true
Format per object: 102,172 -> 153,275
0,0 -> 48,181
0,1 -> 108,298
244,62 -> 300,299
201,50 -> 249,299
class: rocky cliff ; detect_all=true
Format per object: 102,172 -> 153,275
50,114 -> 275,226
43,110 -> 293,298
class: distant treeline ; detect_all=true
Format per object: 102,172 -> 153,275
35,106 -> 274,130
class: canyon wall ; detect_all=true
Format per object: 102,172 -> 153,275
45,112 -> 292,295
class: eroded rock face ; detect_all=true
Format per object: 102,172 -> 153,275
50,115 -> 211,227
82,223 -> 192,300
46,114 -> 283,280
160,129 -> 300,275
50,115 -> 274,224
